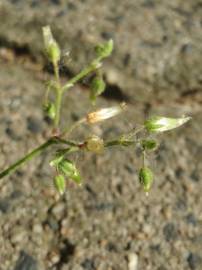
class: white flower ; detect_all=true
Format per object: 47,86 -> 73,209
86,102 -> 126,124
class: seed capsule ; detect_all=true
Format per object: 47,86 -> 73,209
54,174 -> 65,195
139,167 -> 153,192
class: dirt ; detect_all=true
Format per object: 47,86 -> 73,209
0,1 -> 202,270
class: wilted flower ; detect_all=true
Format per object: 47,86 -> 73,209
144,116 -> 191,133
86,102 -> 126,124
86,135 -> 104,154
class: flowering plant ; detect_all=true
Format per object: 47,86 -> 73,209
0,26 -> 191,195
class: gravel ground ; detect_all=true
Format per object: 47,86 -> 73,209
0,1 -> 202,270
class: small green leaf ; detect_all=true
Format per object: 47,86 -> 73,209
54,174 -> 65,195
139,167 -> 153,192
95,39 -> 114,58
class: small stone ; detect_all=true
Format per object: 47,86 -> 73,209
51,202 -> 65,219
190,170 -> 199,182
128,253 -> 138,270
163,223 -> 178,242
14,251 -> 38,270
11,228 -> 28,245
32,224 -> 43,234
187,252 -> 202,270
27,116 -> 43,134
81,258 -> 95,270
5,127 -> 21,141
0,199 -> 10,213
185,213 -> 197,226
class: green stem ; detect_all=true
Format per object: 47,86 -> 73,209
0,139 -> 55,179
0,137 -> 78,179
54,86 -> 63,128
62,58 -> 101,92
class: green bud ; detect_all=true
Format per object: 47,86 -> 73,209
42,25 -> 61,64
144,116 -> 191,133
141,139 -> 157,151
58,159 -> 82,185
139,167 -> 153,192
43,102 -> 56,120
90,76 -> 106,103
95,39 -> 114,58
54,174 -> 65,195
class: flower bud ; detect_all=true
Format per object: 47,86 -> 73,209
42,25 -> 61,64
43,102 -> 56,120
86,102 -> 126,124
139,167 -> 153,192
144,116 -> 191,133
95,39 -> 114,58
86,135 -> 104,154
90,76 -> 106,103
54,174 -> 65,195
141,139 -> 157,151
58,159 -> 82,185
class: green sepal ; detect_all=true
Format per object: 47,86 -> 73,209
141,139 -> 157,151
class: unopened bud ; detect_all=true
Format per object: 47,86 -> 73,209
54,174 -> 65,195
43,102 -> 56,120
90,76 -> 106,103
144,116 -> 191,133
86,135 -> 104,154
58,159 -> 82,185
42,25 -> 61,64
139,167 -> 153,192
86,102 -> 126,124
95,39 -> 114,58
141,139 -> 157,151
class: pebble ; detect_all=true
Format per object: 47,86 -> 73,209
11,228 -> 28,245
81,258 -> 95,270
26,116 -> 43,134
163,223 -> 178,242
187,252 -> 202,270
14,251 -> 38,270
128,253 -> 138,270
0,199 -> 10,213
